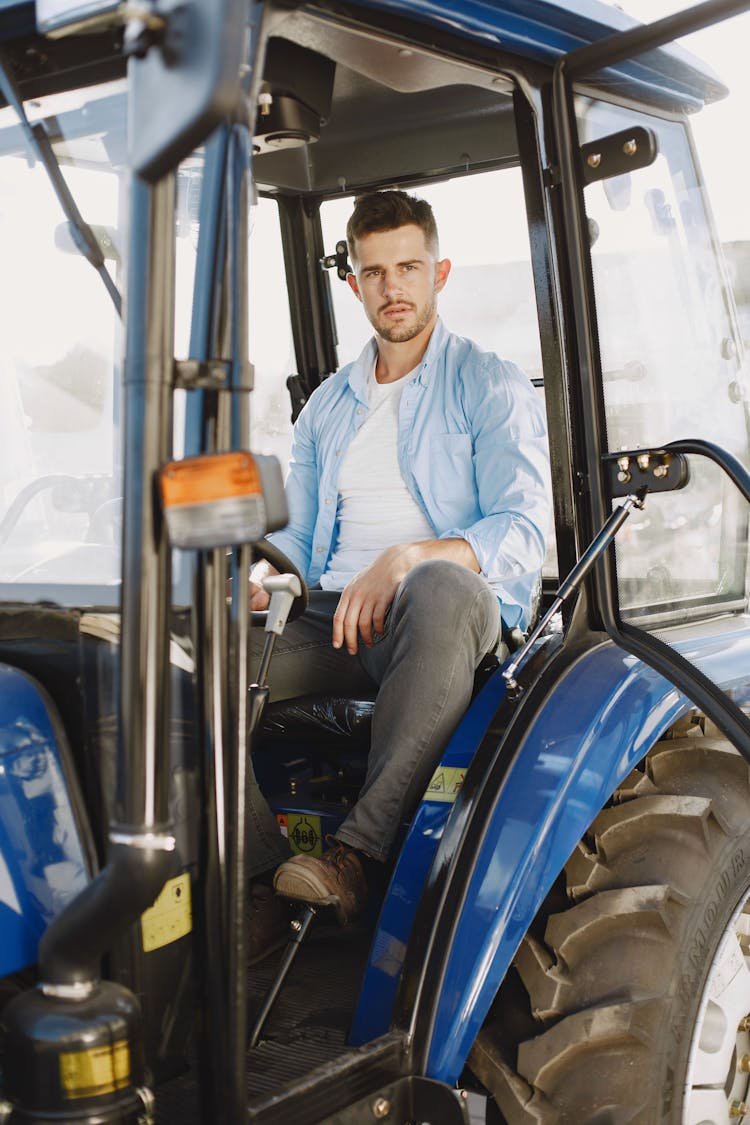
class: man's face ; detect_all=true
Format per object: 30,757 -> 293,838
347,224 -> 450,344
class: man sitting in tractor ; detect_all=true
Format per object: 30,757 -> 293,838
247,189 -> 550,958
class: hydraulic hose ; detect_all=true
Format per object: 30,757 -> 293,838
38,842 -> 177,988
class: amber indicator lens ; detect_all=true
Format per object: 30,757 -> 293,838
159,452 -> 268,549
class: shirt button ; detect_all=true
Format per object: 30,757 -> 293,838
336,449 -> 342,457
316,546 -> 324,553
356,408 -> 364,415
325,497 -> 332,505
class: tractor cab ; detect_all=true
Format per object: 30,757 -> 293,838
1,1 -> 750,1123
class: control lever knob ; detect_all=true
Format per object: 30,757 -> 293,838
262,574 -> 302,635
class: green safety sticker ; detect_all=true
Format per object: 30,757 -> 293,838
280,812 -> 323,857
423,766 -> 466,803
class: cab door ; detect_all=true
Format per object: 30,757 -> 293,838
553,2 -> 750,754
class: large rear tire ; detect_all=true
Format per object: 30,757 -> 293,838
468,718 -> 750,1123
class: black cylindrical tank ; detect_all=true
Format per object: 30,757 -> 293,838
1,980 -> 147,1123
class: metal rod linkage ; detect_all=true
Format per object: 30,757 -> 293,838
503,491 -> 645,691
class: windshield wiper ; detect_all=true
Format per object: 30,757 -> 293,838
0,50 -> 123,318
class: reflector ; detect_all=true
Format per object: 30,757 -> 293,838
160,451 -> 287,549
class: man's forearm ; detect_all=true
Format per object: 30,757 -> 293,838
404,537 -> 481,573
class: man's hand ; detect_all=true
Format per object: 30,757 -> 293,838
249,560 -> 279,611
332,538 -> 480,655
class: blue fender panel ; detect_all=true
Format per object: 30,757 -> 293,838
350,666 -> 506,1045
0,664 -> 90,977
424,625 -> 750,1082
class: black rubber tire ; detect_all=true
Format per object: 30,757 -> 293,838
468,718 -> 750,1123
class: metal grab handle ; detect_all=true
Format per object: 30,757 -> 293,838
503,491 -> 645,691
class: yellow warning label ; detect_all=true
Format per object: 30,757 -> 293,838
287,813 -> 322,857
60,1039 -> 130,1099
424,766 -> 466,803
141,872 -> 192,952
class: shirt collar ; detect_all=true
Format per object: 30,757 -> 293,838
416,317 -> 448,385
347,317 -> 449,399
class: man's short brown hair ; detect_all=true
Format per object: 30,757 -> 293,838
346,190 -> 439,264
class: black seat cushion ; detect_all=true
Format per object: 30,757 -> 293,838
261,694 -> 376,745
258,651 -> 503,748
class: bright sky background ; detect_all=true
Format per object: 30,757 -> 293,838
617,1 -> 750,242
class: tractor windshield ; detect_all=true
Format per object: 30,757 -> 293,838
0,80 -> 126,604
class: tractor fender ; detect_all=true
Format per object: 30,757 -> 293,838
422,623 -> 750,1082
0,663 -> 92,977
352,622 -> 750,1077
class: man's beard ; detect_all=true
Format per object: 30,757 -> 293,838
371,294 -> 436,343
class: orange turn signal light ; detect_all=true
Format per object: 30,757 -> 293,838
161,451 -> 262,508
159,451 -> 287,550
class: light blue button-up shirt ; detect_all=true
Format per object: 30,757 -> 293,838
270,318 -> 551,630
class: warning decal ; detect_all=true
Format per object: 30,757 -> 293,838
286,813 -> 322,857
60,1039 -> 130,1099
141,872 -> 192,952
423,766 -> 466,803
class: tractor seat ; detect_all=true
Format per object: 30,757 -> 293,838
259,649 -> 508,749
261,692 -> 376,745
258,581 -> 538,750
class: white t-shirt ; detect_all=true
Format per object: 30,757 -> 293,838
320,366 -> 434,590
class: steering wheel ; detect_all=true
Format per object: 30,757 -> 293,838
0,474 -> 113,546
250,539 -> 309,623
85,497 -> 123,545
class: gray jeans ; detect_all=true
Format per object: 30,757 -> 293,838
248,559 -> 501,875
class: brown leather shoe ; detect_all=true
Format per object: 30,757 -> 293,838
247,883 -> 289,964
273,837 -> 367,924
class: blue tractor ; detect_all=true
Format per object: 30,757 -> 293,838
0,0 -> 749,1121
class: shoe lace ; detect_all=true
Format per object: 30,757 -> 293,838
322,834 -> 360,874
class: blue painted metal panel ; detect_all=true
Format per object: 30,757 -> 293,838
0,0 -> 723,104
0,664 -> 89,976
339,0 -> 724,105
350,665 -> 511,1044
423,625 -> 750,1082
353,623 -> 750,1061
352,0 -> 636,59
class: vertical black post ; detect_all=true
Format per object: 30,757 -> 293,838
188,120 -> 253,1125
184,123 -> 232,1125
223,122 -> 253,1125
116,171 -> 176,838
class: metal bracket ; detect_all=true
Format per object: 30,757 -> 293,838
580,125 -> 657,184
603,447 -> 690,498
172,359 -> 254,390
321,239 -> 352,282
321,1075 -> 469,1124
543,164 -> 561,189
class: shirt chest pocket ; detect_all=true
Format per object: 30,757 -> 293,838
426,433 -> 476,519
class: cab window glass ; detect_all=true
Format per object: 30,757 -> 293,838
579,96 -> 750,621
0,82 -> 125,602
321,169 -> 542,382
248,198 -> 296,468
